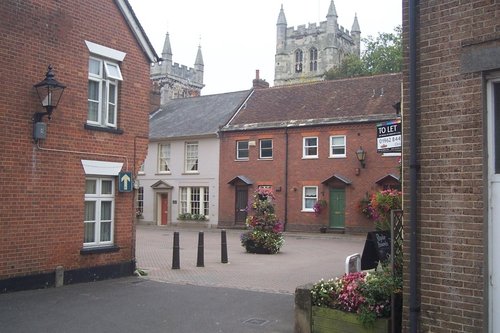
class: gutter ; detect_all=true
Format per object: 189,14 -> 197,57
408,0 -> 420,331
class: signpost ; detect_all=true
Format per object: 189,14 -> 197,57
377,119 -> 401,153
119,171 -> 132,192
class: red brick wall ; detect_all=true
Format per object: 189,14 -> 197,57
219,122 -> 399,232
402,1 -> 488,331
0,0 -> 151,281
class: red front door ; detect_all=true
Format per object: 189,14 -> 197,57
161,194 -> 168,225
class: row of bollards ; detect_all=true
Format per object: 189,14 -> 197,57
172,230 -> 229,270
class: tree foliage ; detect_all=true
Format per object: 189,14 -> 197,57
325,26 -> 401,80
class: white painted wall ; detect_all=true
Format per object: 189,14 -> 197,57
137,136 -> 220,227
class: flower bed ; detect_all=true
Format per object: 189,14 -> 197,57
310,267 -> 400,329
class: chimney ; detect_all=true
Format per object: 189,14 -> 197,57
252,69 -> 269,89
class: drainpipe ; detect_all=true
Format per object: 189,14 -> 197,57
408,0 -> 420,332
284,127 -> 289,231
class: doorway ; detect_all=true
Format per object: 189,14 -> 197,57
488,79 -> 500,331
329,188 -> 345,229
160,193 -> 169,225
235,186 -> 248,225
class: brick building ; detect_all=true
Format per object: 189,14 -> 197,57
402,1 -> 499,331
0,0 -> 158,292
219,73 -> 401,232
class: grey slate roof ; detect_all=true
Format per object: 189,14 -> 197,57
149,90 -> 252,140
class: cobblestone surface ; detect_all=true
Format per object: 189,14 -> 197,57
136,225 -> 366,294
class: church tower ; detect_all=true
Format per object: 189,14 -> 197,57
274,0 -> 361,86
150,32 -> 205,104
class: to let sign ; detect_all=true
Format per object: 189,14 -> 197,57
118,171 -> 133,192
376,119 -> 401,153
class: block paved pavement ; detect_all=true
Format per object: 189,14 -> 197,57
135,224 -> 366,294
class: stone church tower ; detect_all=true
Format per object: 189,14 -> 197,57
150,33 -> 205,104
274,0 -> 361,86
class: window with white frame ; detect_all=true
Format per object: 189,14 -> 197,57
303,186 -> 318,212
158,143 -> 171,173
260,139 -> 273,159
87,57 -> 122,128
185,142 -> 199,172
303,137 -> 318,158
136,186 -> 144,217
180,187 -> 209,216
330,135 -> 346,158
84,178 -> 114,246
236,141 -> 249,160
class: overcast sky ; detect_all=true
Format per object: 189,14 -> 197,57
128,0 -> 402,96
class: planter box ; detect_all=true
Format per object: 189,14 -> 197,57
312,307 -> 390,333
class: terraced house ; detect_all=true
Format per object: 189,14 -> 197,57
219,73 -> 402,232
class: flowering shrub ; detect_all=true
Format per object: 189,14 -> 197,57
241,188 -> 284,254
311,266 -> 399,328
360,189 -> 402,230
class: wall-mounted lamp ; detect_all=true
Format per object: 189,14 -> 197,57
33,65 -> 66,140
356,146 -> 366,168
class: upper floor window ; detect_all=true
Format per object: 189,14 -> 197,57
260,139 -> 273,159
330,135 -> 346,158
295,49 -> 303,73
87,57 -> 123,128
185,142 -> 199,172
236,141 -> 249,160
303,137 -> 318,158
158,143 -> 171,173
303,186 -> 318,212
309,48 -> 318,71
84,178 -> 114,247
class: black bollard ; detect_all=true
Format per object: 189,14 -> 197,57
197,231 -> 204,267
172,231 -> 180,269
221,229 -> 228,264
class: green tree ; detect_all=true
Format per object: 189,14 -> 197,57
325,26 -> 401,80
363,26 -> 402,74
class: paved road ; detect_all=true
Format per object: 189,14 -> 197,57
136,225 -> 366,294
0,226 -> 366,333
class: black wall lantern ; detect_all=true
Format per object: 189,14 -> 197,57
33,65 -> 66,140
356,146 -> 366,168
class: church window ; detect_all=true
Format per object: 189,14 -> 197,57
295,50 -> 303,73
310,48 -> 318,71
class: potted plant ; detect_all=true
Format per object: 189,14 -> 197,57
310,264 -> 401,332
313,199 -> 327,217
240,188 -> 284,254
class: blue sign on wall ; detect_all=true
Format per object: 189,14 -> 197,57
118,171 -> 133,192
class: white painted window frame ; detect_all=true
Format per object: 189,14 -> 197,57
84,177 -> 115,247
302,186 -> 318,212
303,137 -> 318,158
330,135 -> 347,158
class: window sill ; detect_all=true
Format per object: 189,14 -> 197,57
80,245 -> 120,255
302,156 -> 318,159
84,124 -> 124,134
235,159 -> 249,162
181,172 -> 200,175
258,158 -> 273,161
328,156 -> 346,159
156,172 -> 171,176
301,210 -> 315,213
